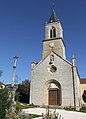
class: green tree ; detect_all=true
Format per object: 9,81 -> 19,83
82,90 -> 86,102
15,91 -> 21,101
16,80 -> 30,103
0,88 -> 11,119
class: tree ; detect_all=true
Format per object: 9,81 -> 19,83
15,91 -> 21,101
82,90 -> 86,103
0,88 -> 11,119
16,80 -> 30,103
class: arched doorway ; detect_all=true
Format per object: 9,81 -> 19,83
44,80 -> 62,106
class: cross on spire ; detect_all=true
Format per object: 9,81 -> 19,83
52,2 -> 55,10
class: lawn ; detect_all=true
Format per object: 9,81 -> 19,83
20,114 -> 41,119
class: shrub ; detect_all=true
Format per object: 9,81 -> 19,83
0,88 -> 11,119
82,90 -> 86,103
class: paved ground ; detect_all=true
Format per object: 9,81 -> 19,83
22,108 -> 86,119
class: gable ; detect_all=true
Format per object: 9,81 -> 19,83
32,51 -> 72,71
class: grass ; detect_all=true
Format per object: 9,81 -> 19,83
20,114 -> 41,119
29,114 -> 41,118
64,106 -> 86,113
80,107 -> 86,113
16,101 -> 41,118
16,101 -> 39,110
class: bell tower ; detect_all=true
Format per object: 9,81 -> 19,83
42,10 -> 66,59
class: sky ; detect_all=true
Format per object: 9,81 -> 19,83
0,0 -> 86,84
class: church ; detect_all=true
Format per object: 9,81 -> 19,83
30,10 -> 86,110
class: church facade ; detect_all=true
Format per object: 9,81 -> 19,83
30,10 -> 81,110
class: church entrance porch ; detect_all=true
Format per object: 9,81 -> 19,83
44,79 -> 62,106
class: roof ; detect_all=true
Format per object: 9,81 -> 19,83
48,10 -> 58,23
0,82 -> 5,86
80,78 -> 86,84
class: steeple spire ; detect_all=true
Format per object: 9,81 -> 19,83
48,9 -> 58,23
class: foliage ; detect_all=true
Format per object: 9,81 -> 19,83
0,88 -> 11,119
18,80 -> 30,95
64,106 -> 76,111
29,114 -> 40,118
82,90 -> 86,102
64,106 -> 86,113
16,80 -> 30,103
5,110 -> 40,119
42,110 -> 64,119
16,101 -> 39,111
80,107 -> 86,113
5,110 -> 20,119
16,100 -> 22,112
15,91 -> 21,101
20,114 -> 40,119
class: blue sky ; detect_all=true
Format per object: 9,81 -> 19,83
0,0 -> 86,84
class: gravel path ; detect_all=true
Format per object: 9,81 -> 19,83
22,108 -> 86,119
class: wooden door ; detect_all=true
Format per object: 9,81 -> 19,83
49,90 -> 58,105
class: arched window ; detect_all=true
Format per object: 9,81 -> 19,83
50,26 -> 56,38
